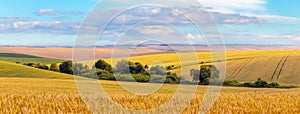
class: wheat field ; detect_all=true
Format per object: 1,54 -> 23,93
105,50 -> 300,86
0,50 -> 300,113
0,78 -> 299,113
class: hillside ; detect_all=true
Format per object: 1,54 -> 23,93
107,50 -> 300,86
0,61 -> 73,79
0,53 -> 63,64
0,50 -> 299,86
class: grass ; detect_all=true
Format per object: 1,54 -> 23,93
0,53 -> 63,64
0,61 -> 72,79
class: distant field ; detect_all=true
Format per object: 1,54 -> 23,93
1,46 -> 300,60
1,50 -> 300,86
106,50 -> 300,86
0,47 -> 168,60
0,53 -> 63,64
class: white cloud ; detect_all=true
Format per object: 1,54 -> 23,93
10,21 -> 79,34
186,33 -> 196,39
151,9 -> 160,14
36,9 -> 55,15
186,33 -> 204,40
0,24 -> 9,30
293,37 -> 300,42
255,15 -> 300,23
133,25 -> 175,35
199,0 -> 267,12
35,9 -> 83,16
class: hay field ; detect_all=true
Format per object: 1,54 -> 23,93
106,50 -> 300,86
0,50 -> 300,113
0,47 -> 167,60
0,77 -> 299,113
0,60 -> 299,113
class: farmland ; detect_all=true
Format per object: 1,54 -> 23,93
0,77 -> 299,113
0,53 -> 63,64
1,50 -> 300,86
0,50 -> 300,113
108,50 -> 300,86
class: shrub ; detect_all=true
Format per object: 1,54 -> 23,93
36,64 -> 49,70
115,60 -> 146,74
243,82 -> 255,87
73,63 -> 89,75
268,82 -> 280,88
50,63 -> 60,72
59,61 -> 73,74
24,63 -> 37,67
150,65 -> 167,75
224,80 -> 240,86
96,69 -> 115,80
165,75 -> 180,84
254,78 -> 268,88
95,60 -> 112,72
190,65 -> 219,83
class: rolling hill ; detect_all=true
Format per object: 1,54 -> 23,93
107,50 -> 300,86
1,50 -> 299,86
0,53 -> 63,64
0,60 -> 72,79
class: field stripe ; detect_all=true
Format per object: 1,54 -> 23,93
229,58 -> 253,80
271,56 -> 289,81
276,56 -> 289,80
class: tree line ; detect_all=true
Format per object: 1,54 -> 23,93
18,60 -> 286,88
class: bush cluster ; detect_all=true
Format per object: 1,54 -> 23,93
22,62 -> 49,70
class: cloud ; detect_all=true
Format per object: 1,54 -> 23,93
293,36 -> 300,42
9,21 -> 79,34
200,0 -> 266,13
0,24 -> 10,31
186,33 -> 204,40
104,6 -> 264,25
132,25 -> 175,35
0,16 -> 29,21
212,12 -> 264,24
35,9 -> 84,16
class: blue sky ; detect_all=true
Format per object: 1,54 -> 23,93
0,0 -> 300,46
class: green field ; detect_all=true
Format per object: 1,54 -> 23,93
0,61 -> 72,79
0,53 -> 63,64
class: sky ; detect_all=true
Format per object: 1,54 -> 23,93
0,0 -> 300,46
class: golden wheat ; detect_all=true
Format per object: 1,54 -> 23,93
0,78 -> 299,113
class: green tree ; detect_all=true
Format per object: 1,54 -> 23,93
95,59 -> 112,72
115,60 -> 146,74
59,61 -> 73,74
50,63 -> 60,72
36,64 -> 49,70
254,78 -> 268,87
144,65 -> 149,69
134,62 -> 145,74
150,65 -> 167,75
73,63 -> 89,75
268,82 -> 280,88
190,65 -> 219,84
115,60 -> 131,74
